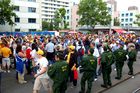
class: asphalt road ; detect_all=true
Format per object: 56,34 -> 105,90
1,52 -> 140,93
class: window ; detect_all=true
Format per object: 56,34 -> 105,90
121,24 -> 124,26
108,7 -> 111,12
129,24 -> 132,27
125,24 -> 128,26
130,18 -> 133,22
14,6 -> 19,11
28,18 -> 36,23
28,0 -> 36,2
130,13 -> 133,16
126,13 -> 129,16
121,19 -> 124,22
67,10 -> 69,13
29,29 -> 36,32
28,7 -> 36,13
15,29 -> 20,32
15,18 -> 20,23
121,14 -> 124,17
125,18 -> 128,22
67,16 -> 69,20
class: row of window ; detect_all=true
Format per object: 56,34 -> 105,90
15,18 -> 36,23
44,6 -> 69,11
15,29 -> 36,32
43,15 -> 70,20
28,0 -> 36,2
121,13 -> 133,17
45,0 -> 69,4
44,3 -> 69,7
121,24 -> 132,27
15,6 -> 36,13
121,18 -> 133,22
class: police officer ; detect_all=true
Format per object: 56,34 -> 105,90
127,45 -> 137,75
114,43 -> 127,80
48,52 -> 69,93
79,48 -> 97,93
101,45 -> 114,88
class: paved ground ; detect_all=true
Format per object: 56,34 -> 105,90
104,74 -> 140,93
1,52 -> 140,93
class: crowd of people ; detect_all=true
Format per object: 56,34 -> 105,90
0,32 -> 140,93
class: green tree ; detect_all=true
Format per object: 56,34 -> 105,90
53,8 -> 67,31
114,17 -> 120,26
0,0 -> 16,25
42,21 -> 49,30
53,10 -> 61,31
134,14 -> 140,26
42,20 -> 53,31
77,0 -> 111,30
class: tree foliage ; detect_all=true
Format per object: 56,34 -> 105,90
134,14 -> 140,26
77,0 -> 111,29
42,21 -> 53,31
0,0 -> 16,25
114,17 -> 120,26
53,8 -> 67,31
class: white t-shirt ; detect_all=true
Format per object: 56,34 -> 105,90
36,57 -> 49,79
30,49 -> 38,62
93,47 -> 100,57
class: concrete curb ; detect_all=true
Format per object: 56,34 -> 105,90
98,72 -> 140,93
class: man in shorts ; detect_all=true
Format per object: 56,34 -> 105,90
1,43 -> 12,73
33,49 -> 52,93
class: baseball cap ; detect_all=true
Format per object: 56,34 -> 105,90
37,50 -> 44,55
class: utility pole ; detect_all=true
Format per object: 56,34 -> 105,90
109,0 -> 114,35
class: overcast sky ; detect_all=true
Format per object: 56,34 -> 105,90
72,0 -> 140,11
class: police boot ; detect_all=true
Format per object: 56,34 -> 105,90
128,72 -> 133,75
101,84 -> 108,88
115,77 -> 121,80
79,91 -> 84,93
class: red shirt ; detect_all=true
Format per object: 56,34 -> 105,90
26,48 -> 32,59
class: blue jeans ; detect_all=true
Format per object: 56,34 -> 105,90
85,46 -> 89,54
48,60 -> 55,66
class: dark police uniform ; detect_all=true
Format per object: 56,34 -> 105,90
114,46 -> 127,80
79,54 -> 97,93
127,46 -> 137,75
101,50 -> 114,88
48,61 -> 69,93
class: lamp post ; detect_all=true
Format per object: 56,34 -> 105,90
109,0 -> 113,35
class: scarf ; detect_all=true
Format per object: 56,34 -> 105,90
66,51 -> 74,64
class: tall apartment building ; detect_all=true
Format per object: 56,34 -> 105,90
41,0 -> 72,29
106,0 -> 117,12
0,0 -> 42,32
71,4 -> 79,30
119,6 -> 139,27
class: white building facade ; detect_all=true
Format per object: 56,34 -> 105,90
119,10 -> 139,27
0,0 -> 42,32
41,0 -> 72,29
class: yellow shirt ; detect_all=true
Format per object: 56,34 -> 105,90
1,47 -> 12,58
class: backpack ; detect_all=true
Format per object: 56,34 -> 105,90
78,47 -> 84,56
